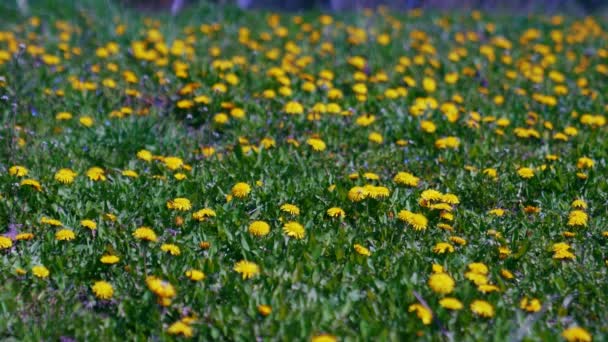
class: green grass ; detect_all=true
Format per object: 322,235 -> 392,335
1,1 -> 607,340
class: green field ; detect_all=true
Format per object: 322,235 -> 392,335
1,1 -> 607,340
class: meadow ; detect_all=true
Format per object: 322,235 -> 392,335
1,1 -> 607,340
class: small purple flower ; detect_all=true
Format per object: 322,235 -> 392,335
6,223 -> 21,240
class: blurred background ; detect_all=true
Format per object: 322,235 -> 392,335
231,0 -> 605,12
12,0 -> 608,14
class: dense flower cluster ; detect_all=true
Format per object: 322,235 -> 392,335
1,3 -> 606,340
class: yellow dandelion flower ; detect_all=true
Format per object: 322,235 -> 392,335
398,210 -> 428,231
567,210 -> 588,227
146,276 -> 176,298
163,156 -> 184,170
500,269 -> 514,280
233,260 -> 260,279
465,269 -> 490,285
258,305 -> 272,316
553,243 -> 575,260
468,263 -> 489,275
284,101 -> 304,114
420,120 -> 437,133
214,113 -> 229,124
423,77 -> 437,92
104,213 -> 117,222
562,327 -> 592,342
122,170 -> 139,178
133,226 -> 157,242
363,172 -> 379,181
576,157 -> 594,169
9,165 -> 28,177
283,221 -> 306,239
435,136 -> 460,149
79,116 -> 94,127
408,303 -> 432,325
20,179 -> 42,191
368,132 -> 383,144
520,297 -> 542,313
432,264 -> 444,273
56,112 -> 73,120
185,269 -> 205,281
0,236 -> 13,250
393,172 -> 420,187
428,272 -> 455,294
397,210 -> 412,221
571,199 -> 587,210
488,208 -> 506,217
137,149 -> 153,162
249,221 -> 270,237
441,193 -> 460,204
307,138 -> 327,151
483,168 -> 498,179
177,99 -> 193,109
80,219 -> 97,230
470,300 -> 495,318
194,95 -> 210,104
517,167 -> 534,179
201,146 -> 215,157
55,229 -> 76,241
86,167 -> 106,181
40,217 -> 62,226
327,207 -> 345,218
353,244 -> 371,256
311,334 -> 338,342
433,242 -> 455,254
420,189 -> 443,201
498,246 -> 511,259
478,284 -> 500,293
365,185 -> 390,199
280,203 -> 300,215
192,208 -> 216,221
54,168 -> 77,184
355,114 -> 376,127
32,265 -> 50,278
167,321 -> 193,338
439,297 -> 463,310
348,186 -> 369,202
100,255 -> 120,264
160,243 -> 181,256
231,182 -> 251,198
167,198 -> 192,211
260,137 -> 276,149
430,203 -> 453,211
230,107 -> 245,119
92,281 -> 114,300
450,236 -> 466,245
437,223 -> 454,231
440,211 -> 454,221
